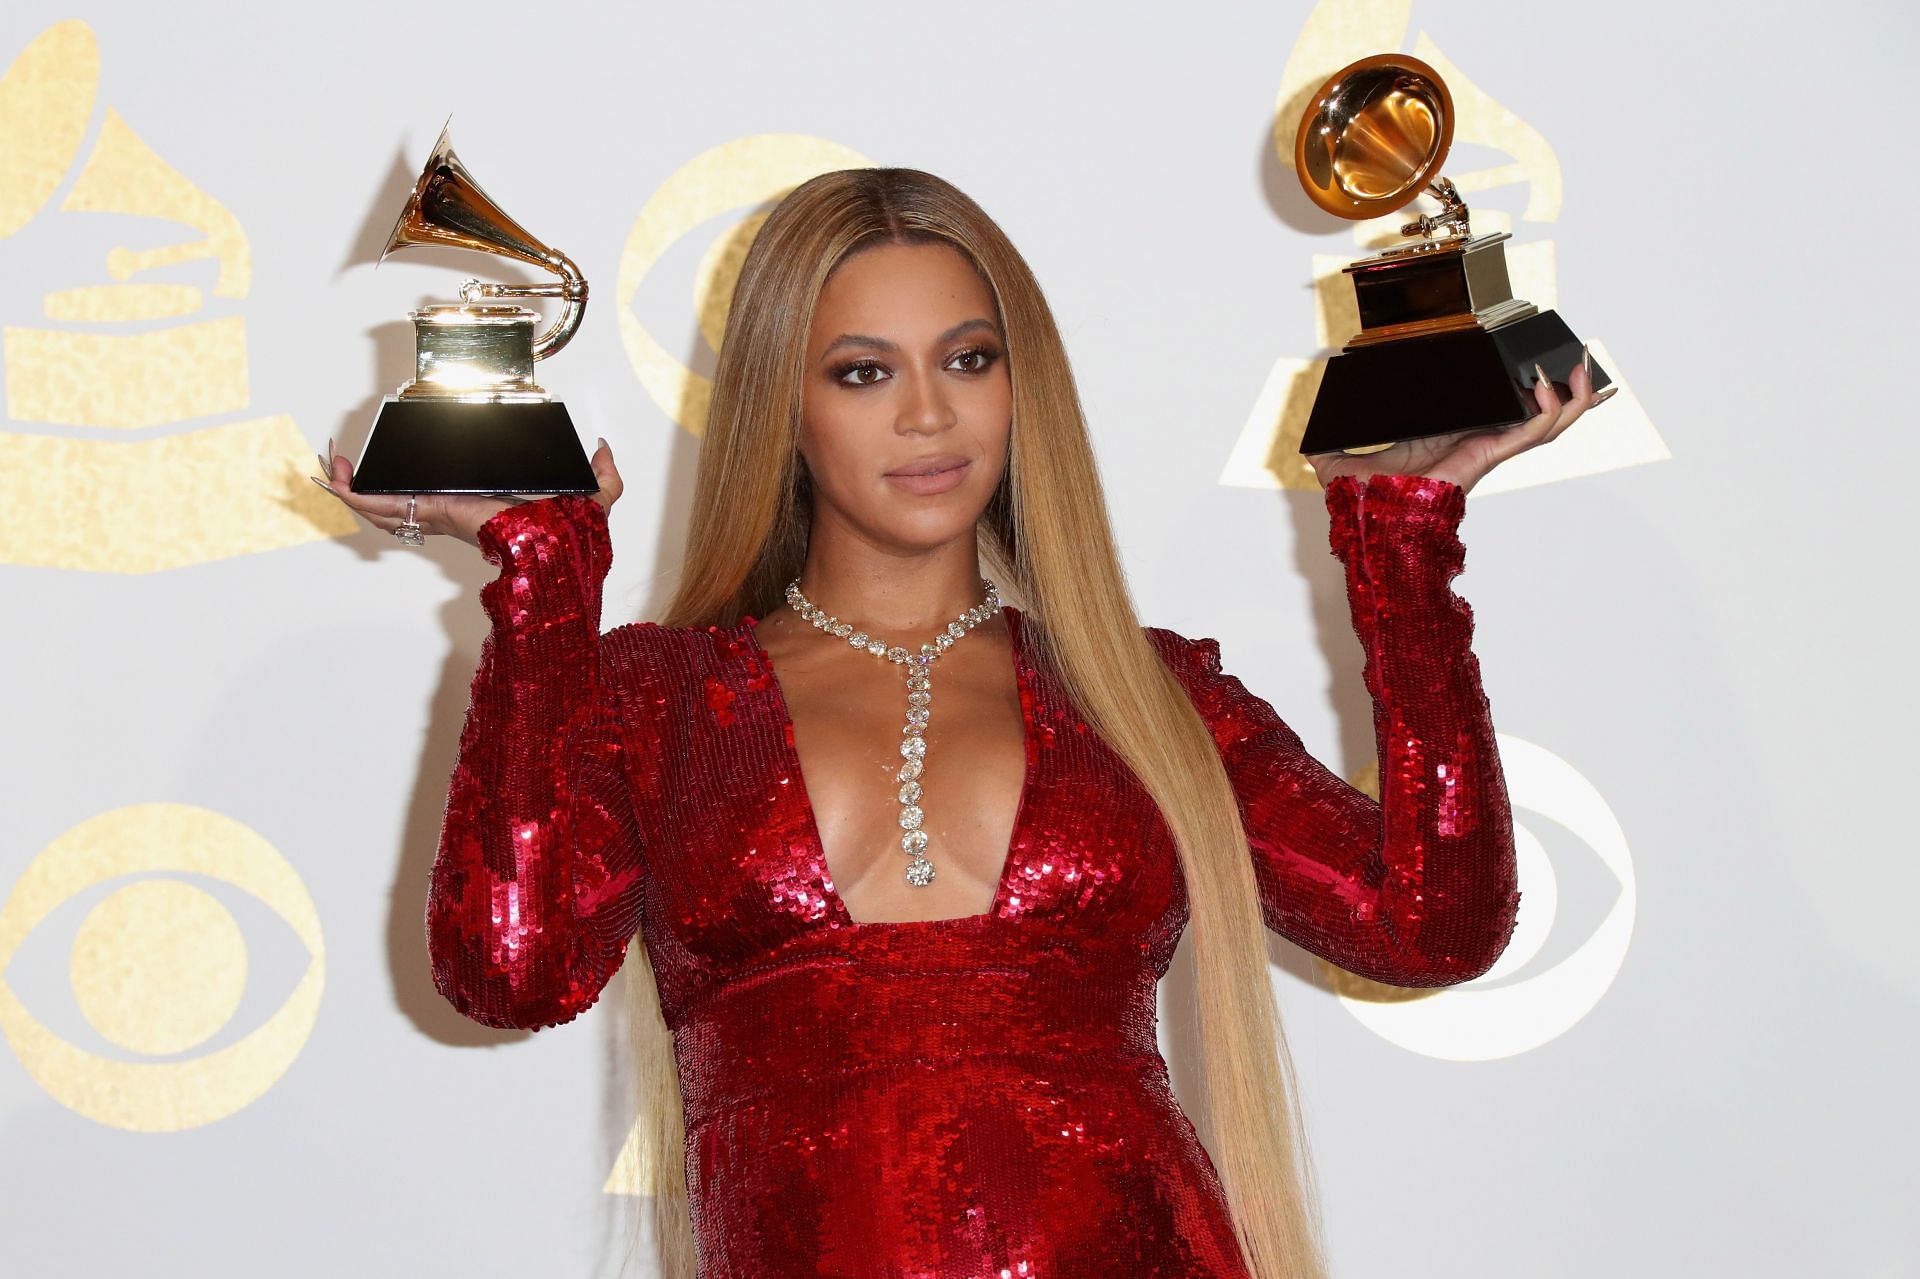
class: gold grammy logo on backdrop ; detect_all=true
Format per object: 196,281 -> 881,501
1226,0 -> 1671,496
0,19 -> 354,572
0,804 -> 324,1131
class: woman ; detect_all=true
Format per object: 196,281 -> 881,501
318,167 -> 1608,1279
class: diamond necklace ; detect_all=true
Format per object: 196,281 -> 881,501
781,576 -> 1003,888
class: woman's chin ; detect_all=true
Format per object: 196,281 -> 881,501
871,499 -> 989,548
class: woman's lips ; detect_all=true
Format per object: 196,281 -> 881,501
885,459 -> 972,495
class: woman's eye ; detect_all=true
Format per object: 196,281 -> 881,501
951,347 -> 999,373
837,362 -> 886,387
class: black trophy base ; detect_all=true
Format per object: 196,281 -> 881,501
1298,310 -> 1611,454
350,398 -> 599,495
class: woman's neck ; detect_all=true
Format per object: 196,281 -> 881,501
794,525 -> 990,636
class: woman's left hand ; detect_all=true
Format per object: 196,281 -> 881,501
1305,350 -> 1618,495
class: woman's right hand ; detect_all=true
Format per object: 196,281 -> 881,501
312,436 -> 625,549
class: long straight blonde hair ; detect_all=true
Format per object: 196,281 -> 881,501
622,167 -> 1327,1279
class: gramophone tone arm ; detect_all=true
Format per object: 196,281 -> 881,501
456,252 -> 590,361
461,280 -> 570,299
1398,176 -> 1472,240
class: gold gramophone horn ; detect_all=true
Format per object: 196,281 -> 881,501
1293,53 -> 1463,238
379,118 -> 587,361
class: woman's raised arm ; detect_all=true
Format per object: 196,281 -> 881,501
1152,470 -> 1521,988
424,494 -> 650,1030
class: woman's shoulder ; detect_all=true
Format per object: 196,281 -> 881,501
603,616 -> 753,666
597,618 -> 759,736
1139,621 -> 1225,677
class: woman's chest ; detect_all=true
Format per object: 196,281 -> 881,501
608,620 -> 1189,975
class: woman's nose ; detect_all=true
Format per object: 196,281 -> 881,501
897,371 -> 957,433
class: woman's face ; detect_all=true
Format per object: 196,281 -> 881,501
797,240 -> 1012,554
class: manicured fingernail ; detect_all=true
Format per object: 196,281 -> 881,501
327,436 -> 334,458
309,474 -> 333,491
596,435 -> 607,452
1581,344 -> 1592,381
1593,386 -> 1618,404
1533,362 -> 1549,389
316,451 -> 329,473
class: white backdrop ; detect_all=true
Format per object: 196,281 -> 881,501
2,2 -> 1914,1276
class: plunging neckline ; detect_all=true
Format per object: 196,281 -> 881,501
739,602 -> 1035,931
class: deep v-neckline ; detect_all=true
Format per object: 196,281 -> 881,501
739,602 -> 1035,931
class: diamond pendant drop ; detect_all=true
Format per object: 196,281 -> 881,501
898,662 -> 934,884
783,576 -> 1002,890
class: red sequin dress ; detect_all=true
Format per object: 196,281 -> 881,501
425,471 -> 1520,1279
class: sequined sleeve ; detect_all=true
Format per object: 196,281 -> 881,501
424,494 -> 648,1030
1156,471 -> 1520,988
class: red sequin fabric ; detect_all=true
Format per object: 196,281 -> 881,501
425,471 -> 1520,1278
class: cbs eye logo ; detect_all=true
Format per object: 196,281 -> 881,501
1326,733 -> 1636,1061
0,803 -> 323,1131
616,133 -> 875,436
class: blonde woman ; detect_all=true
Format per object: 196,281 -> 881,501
319,167 -> 1606,1278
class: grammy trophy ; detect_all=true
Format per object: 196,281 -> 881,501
1293,53 -> 1611,454
350,119 -> 598,496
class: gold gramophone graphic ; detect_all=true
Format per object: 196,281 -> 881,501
1293,52 -> 1610,454
0,18 -> 357,573
352,120 -> 597,495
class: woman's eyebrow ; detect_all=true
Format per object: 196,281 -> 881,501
820,317 -> 1000,358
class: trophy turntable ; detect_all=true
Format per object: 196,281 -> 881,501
1293,53 -> 1610,454
351,120 -> 598,495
